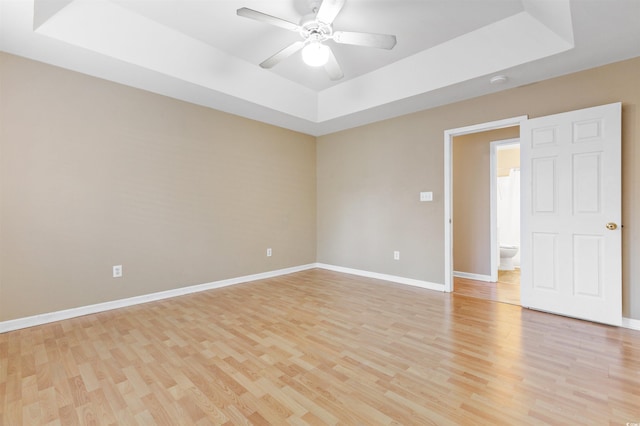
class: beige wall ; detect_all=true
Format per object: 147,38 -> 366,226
2,52 -> 640,322
497,147 -> 520,177
318,56 -> 640,319
317,113 -> 445,279
0,53 -> 317,321
452,127 -> 519,276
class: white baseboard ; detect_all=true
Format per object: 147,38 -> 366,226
3,263 -> 638,333
0,264 -> 316,333
622,317 -> 640,331
315,263 -> 445,292
453,271 -> 494,282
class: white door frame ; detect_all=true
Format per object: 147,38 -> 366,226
490,138 -> 520,282
444,116 -> 527,293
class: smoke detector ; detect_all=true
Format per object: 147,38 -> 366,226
490,75 -> 509,85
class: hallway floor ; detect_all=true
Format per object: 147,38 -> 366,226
454,269 -> 520,305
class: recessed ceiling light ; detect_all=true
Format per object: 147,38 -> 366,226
490,75 -> 509,85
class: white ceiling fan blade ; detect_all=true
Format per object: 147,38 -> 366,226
260,41 -> 305,69
333,31 -> 397,49
324,47 -> 344,80
315,0 -> 345,25
237,7 -> 300,32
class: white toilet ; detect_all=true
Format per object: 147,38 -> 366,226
499,245 -> 519,271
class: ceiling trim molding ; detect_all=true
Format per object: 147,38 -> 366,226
2,0 -> 638,136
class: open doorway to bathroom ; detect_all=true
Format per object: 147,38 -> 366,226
491,139 -> 520,303
450,126 -> 522,305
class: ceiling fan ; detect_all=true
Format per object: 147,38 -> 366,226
237,0 -> 397,80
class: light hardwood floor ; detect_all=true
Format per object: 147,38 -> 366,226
1,269 -> 639,425
454,269 -> 521,305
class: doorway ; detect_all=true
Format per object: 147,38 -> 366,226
443,115 -> 527,295
492,139 -> 521,299
449,128 -> 522,305
454,138 -> 522,305
444,103 -> 622,325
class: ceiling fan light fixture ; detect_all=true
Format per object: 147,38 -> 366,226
237,1 -> 396,79
302,41 -> 330,67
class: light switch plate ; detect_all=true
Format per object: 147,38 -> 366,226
420,191 -> 433,202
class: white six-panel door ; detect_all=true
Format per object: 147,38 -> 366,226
520,103 -> 622,326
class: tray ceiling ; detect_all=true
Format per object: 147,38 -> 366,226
2,0 -> 640,135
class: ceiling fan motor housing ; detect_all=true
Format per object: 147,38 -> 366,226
299,14 -> 333,43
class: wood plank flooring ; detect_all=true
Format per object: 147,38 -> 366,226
454,270 -> 521,305
1,268 -> 639,425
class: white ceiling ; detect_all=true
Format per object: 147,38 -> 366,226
2,0 -> 640,136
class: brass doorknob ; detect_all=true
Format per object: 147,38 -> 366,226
606,222 -> 618,230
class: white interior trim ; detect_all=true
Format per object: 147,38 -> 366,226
316,263 -> 445,292
490,142 -> 498,282
622,317 -> 640,331
3,262 -> 638,333
0,264 -> 316,333
444,115 -> 528,293
27,0 -> 574,134
453,271 -> 493,282
0,263 -> 443,333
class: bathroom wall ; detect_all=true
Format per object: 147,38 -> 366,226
497,147 -> 520,177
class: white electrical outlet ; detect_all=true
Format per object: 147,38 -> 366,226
394,251 -> 400,260
113,265 -> 122,278
267,248 -> 272,257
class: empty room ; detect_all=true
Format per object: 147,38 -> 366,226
1,0 -> 640,424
